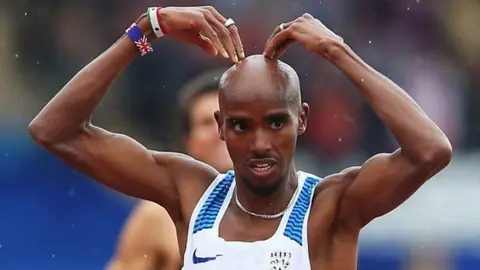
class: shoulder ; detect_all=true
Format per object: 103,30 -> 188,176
311,166 -> 361,198
110,201 -> 180,269
307,167 -> 362,229
121,201 -> 173,242
130,200 -> 171,225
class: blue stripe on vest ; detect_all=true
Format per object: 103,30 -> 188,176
193,171 -> 235,234
283,176 -> 320,246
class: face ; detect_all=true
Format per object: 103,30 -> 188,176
185,92 -> 233,172
215,85 -> 308,196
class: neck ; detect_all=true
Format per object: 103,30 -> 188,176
234,164 -> 298,216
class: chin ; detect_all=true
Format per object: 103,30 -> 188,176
243,170 -> 283,196
245,179 -> 283,196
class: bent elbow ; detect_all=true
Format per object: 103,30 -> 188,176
418,137 -> 453,171
28,119 -> 52,146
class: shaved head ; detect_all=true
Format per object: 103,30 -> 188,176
213,54 -> 309,196
218,54 -> 301,112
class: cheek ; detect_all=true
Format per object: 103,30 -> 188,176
276,129 -> 297,156
224,137 -> 246,161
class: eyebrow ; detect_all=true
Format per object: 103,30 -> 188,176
264,111 -> 291,121
225,111 -> 291,122
225,115 -> 250,122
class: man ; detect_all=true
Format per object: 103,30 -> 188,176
106,69 -> 232,270
29,5 -> 452,270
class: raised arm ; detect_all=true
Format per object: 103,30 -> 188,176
264,14 -> 452,228
28,6 -> 244,218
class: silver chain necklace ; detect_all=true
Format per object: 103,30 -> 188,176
234,177 -> 300,220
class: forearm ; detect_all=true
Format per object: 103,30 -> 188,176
325,43 -> 450,158
29,16 -> 152,143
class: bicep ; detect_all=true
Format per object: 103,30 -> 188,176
48,125 -> 178,211
339,150 -> 433,227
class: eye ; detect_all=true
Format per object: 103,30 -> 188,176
270,121 -> 283,130
269,115 -> 288,130
231,119 -> 248,132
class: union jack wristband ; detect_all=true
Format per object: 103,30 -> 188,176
125,23 -> 153,56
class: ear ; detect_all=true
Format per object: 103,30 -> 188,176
298,102 -> 309,135
214,110 -> 225,141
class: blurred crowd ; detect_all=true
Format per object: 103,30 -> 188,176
1,0 -> 480,269
3,0 -> 480,171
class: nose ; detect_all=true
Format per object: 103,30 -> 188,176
250,129 -> 271,156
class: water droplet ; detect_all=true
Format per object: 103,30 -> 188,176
232,2 -> 236,6
4,153 -> 8,157
24,12 -> 27,16
338,137 -> 342,142
0,244 -> 3,249
144,254 -> 148,258
407,6 -> 410,10
52,254 -> 55,258
416,0 -> 420,3
36,61 -> 40,64
71,223 -> 75,228
14,54 -> 18,58
368,40 -> 372,44
361,78 -> 364,82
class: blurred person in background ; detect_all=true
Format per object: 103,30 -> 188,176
106,69 -> 233,270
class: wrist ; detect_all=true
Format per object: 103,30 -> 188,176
136,13 -> 154,40
320,40 -> 353,64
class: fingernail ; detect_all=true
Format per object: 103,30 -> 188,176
240,51 -> 245,59
233,55 -> 238,63
222,50 -> 229,58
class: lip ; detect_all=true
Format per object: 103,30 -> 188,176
247,158 -> 277,178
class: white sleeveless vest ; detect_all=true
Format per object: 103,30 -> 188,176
182,170 -> 322,270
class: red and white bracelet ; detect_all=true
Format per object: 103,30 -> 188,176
147,6 -> 166,38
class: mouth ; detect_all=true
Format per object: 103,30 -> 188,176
248,159 -> 277,176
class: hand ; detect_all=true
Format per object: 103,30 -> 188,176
158,6 -> 244,62
263,13 -> 344,59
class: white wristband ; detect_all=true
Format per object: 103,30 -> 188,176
148,7 -> 164,38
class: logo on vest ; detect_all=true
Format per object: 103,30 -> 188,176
270,251 -> 291,270
192,248 -> 223,264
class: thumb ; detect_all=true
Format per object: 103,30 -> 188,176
192,34 -> 218,56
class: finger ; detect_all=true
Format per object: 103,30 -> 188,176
202,7 -> 245,60
265,26 -> 282,48
199,21 -> 229,59
263,27 -> 293,58
272,39 -> 295,59
226,24 -> 245,60
265,21 -> 293,48
204,12 -> 238,62
193,34 -> 218,56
